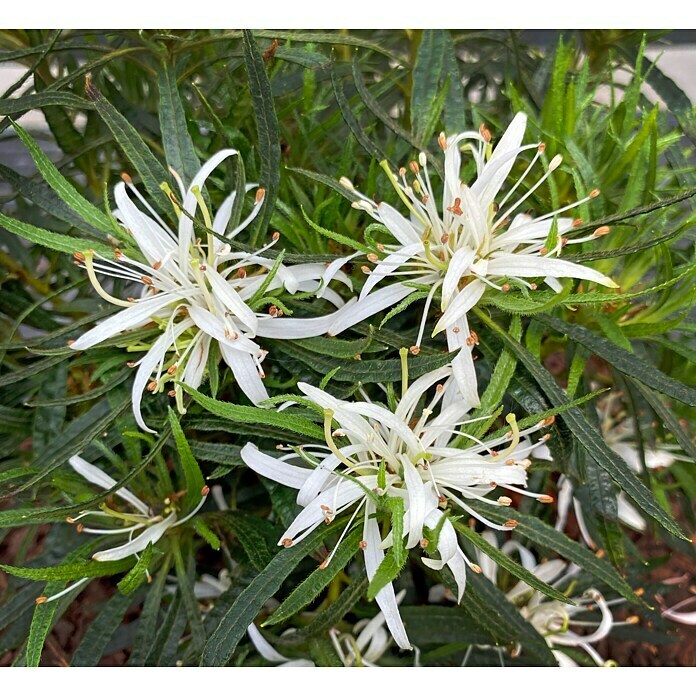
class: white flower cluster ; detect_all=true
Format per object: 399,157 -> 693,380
62,113 -> 656,666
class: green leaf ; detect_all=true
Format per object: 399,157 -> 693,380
379,290 -> 430,328
86,79 -> 170,212
634,382 -> 696,462
474,309 -> 686,540
452,521 -> 572,604
71,591 -> 133,666
566,188 -> 696,241
200,523 -> 337,666
295,330 -> 377,360
242,30 -> 280,245
264,526 -> 362,626
537,315 -> 696,406
168,408 -> 206,512
0,92 -> 93,114
595,313 -> 632,352
212,511 -> 273,571
301,206 -> 371,254
411,30 -> 448,142
277,574 -> 368,646
128,555 -> 172,666
450,570 -> 557,665
469,502 -> 647,607
1,421 -> 170,527
158,61 -> 200,186
367,498 -> 407,600
270,340 -> 452,384
11,119 -> 113,233
464,315 -> 521,440
350,55 -> 443,177
117,542 -> 154,595
0,211 -> 114,257
172,538 -> 206,655
193,517 -> 221,550
331,60 -> 387,162
288,167 -> 360,205
25,541 -> 97,667
398,605 -> 492,646
181,385 -> 324,441
2,556 -> 139,582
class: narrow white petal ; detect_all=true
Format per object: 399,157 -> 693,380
92,513 -> 176,561
329,283 -> 416,336
70,294 -> 178,351
212,184 -> 257,235
363,501 -> 411,650
401,457 -> 426,548
553,650 -> 579,668
255,299 -> 358,339
377,203 -> 422,246
178,149 -> 238,267
205,267 -> 257,333
241,443 -> 312,489
433,279 -> 485,335
68,455 -> 149,515
471,112 -> 527,208
187,304 -> 259,355
317,252 -> 359,299
132,330 -> 178,434
247,624 -> 290,663
450,345 -> 480,410
296,445 -> 363,507
219,344 -> 269,405
114,182 -> 176,265
441,247 -> 476,308
360,243 -> 423,299
617,493 -> 646,532
282,482 -> 364,543
180,333 -> 211,392
487,254 -> 618,288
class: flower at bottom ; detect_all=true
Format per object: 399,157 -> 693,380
432,531 -> 627,666
36,455 -> 208,605
240,364 -> 555,649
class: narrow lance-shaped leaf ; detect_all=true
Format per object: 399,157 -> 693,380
0,211 -> 114,257
158,62 -> 200,186
453,521 -> 573,604
200,522 -> 343,666
242,30 -> 280,246
536,314 -> 696,406
86,77 -> 171,212
71,591 -> 133,666
467,502 -> 650,609
264,526 -> 363,626
168,408 -> 206,512
474,308 -> 687,540
181,384 -> 325,441
11,119 -> 113,233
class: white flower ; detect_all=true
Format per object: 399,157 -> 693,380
661,596 -> 696,626
66,454 -> 208,561
70,150 -> 353,431
37,454 -> 209,606
247,590 -> 406,667
450,532 -> 626,667
332,113 -> 616,407
240,365 -> 555,649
